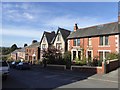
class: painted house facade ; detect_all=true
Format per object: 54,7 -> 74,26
67,22 -> 119,61
40,28 -> 71,60
25,40 -> 40,63
52,27 -> 71,54
11,50 -> 18,60
40,31 -> 55,61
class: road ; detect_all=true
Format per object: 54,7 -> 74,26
2,66 -> 119,89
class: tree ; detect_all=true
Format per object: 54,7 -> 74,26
10,44 -> 18,52
24,44 -> 28,47
42,46 -> 62,65
64,51 -> 71,69
2,47 -> 11,55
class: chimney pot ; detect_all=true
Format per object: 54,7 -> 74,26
74,23 -> 78,31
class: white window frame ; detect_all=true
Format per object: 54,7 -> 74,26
98,50 -> 111,61
73,39 -> 80,46
71,49 -> 82,61
42,44 -> 46,50
88,38 -> 92,46
99,36 -> 110,47
86,50 -> 93,61
56,43 -> 62,50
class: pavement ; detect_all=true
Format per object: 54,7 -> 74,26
88,68 -> 119,84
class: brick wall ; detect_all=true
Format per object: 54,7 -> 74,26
106,59 -> 119,73
71,66 -> 103,74
69,35 -> 118,61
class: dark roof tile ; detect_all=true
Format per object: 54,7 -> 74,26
67,22 -> 119,39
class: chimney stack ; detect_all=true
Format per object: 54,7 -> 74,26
74,23 -> 78,31
51,31 -> 55,34
32,40 -> 37,44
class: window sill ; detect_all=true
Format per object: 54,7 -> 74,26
87,46 -> 92,47
98,45 -> 110,47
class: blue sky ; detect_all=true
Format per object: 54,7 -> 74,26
1,2 -> 118,47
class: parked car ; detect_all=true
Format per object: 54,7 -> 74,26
10,61 -> 20,68
16,62 -> 31,70
0,60 -> 9,80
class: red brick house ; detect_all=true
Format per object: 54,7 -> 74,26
25,40 -> 40,64
67,22 -> 119,62
11,48 -> 25,60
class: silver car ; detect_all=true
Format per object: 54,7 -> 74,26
0,60 -> 9,80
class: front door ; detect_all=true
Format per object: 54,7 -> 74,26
87,51 -> 92,61
73,51 -> 76,60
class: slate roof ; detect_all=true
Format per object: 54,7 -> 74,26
11,48 -> 25,54
40,31 -> 55,45
26,42 -> 40,48
11,49 -> 19,54
52,27 -> 71,43
67,22 -> 119,39
18,48 -> 25,52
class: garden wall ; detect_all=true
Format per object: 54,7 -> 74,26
71,66 -> 103,74
45,59 -> 119,74
106,59 -> 119,73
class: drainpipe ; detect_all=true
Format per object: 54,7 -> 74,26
83,38 -> 84,58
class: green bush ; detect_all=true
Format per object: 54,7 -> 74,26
80,59 -> 86,65
64,51 -> 71,62
97,60 -> 102,66
74,57 -> 87,66
75,57 -> 80,65
64,51 -> 71,69
81,56 -> 87,65
106,52 -> 119,60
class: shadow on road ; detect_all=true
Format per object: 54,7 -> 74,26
2,65 -> 103,89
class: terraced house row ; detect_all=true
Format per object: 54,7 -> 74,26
11,17 -> 120,63
68,22 -> 119,62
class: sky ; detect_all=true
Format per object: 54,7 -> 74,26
1,2 -> 118,47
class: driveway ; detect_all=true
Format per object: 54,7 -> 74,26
2,66 -> 119,89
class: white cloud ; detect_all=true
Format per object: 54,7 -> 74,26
2,3 -> 50,22
23,12 -> 34,20
2,28 -> 43,38
3,9 -> 35,22
2,3 -> 29,10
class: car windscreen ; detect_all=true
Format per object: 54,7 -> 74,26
2,61 -> 8,66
